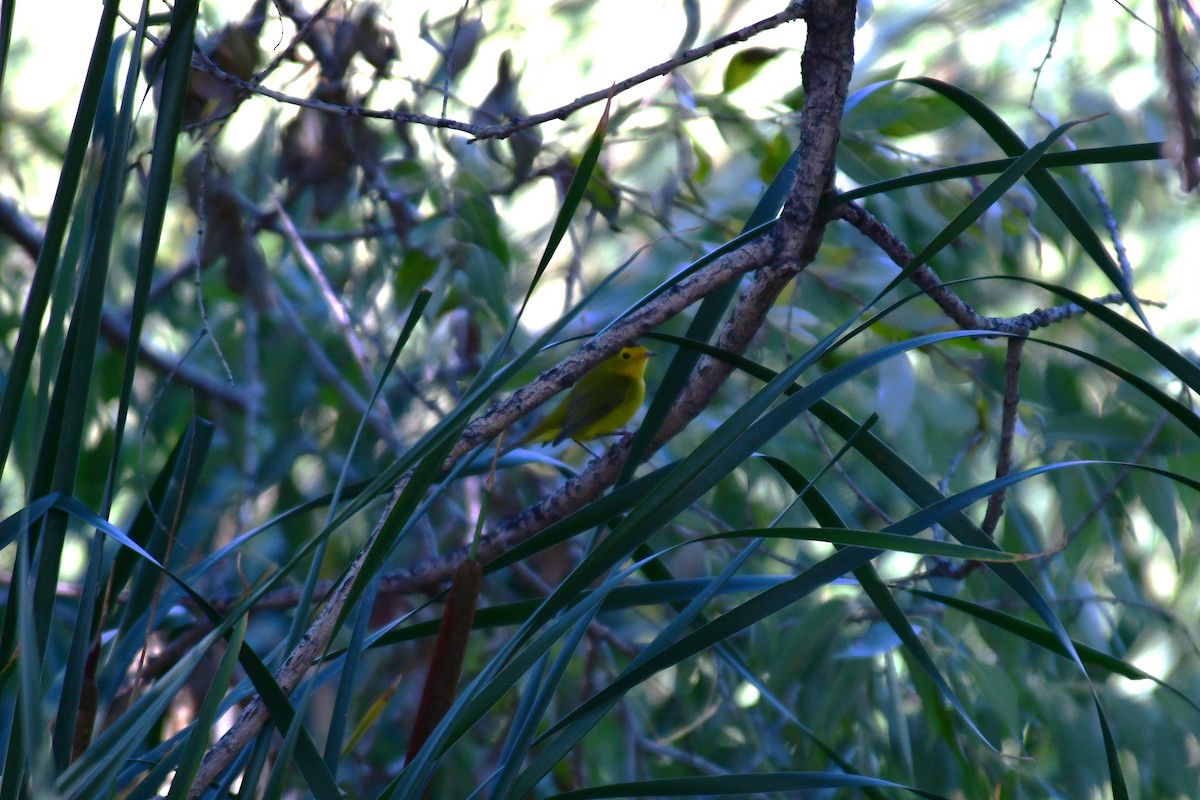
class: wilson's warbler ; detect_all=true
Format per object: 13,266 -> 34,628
519,345 -> 654,446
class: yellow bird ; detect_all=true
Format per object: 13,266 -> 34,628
519,345 -> 654,447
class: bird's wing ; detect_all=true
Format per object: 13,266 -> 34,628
555,376 -> 631,444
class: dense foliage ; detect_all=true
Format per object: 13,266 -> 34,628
0,0 -> 1198,797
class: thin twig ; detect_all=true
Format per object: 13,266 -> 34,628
250,0 -> 340,86
184,2 -> 809,142
1060,392 -> 1183,546
181,0 -> 342,135
441,0 -> 474,119
145,256 -> 204,306
1031,111 -> 1135,286
802,411 -> 892,524
193,143 -> 237,387
981,336 -> 1026,537
269,201 -> 402,452
834,201 -> 1151,331
1028,0 -> 1068,108
238,307 -> 261,537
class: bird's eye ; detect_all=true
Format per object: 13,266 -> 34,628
622,351 -> 630,359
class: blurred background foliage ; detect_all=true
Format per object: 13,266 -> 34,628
0,0 -> 1198,797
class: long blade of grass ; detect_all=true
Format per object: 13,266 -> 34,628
358,575 -> 787,649
0,0 -> 119,483
103,418 -> 213,695
506,540 -> 766,798
0,0 -> 14,95
514,97 -> 612,319
866,110 -> 1102,306
693,526 -> 1041,562
907,588 -> 1200,717
14,529 -> 53,799
102,0 -> 196,509
830,140 -> 1181,207
902,76 -> 1147,327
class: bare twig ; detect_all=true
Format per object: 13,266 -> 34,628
181,0 -> 342,135
191,143 -> 237,388
250,0 -> 340,86
440,0 -> 475,119
145,256 -> 204,306
268,201 -> 404,452
636,737 -> 756,791
1031,111 -> 1135,286
1028,0 -> 1068,108
184,2 -> 809,142
981,336 -> 1026,537
802,412 -> 893,524
1060,392 -> 1182,546
834,201 -> 1148,331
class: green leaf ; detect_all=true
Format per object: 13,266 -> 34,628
723,47 -> 781,93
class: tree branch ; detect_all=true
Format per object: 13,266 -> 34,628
185,3 -> 809,142
834,200 -> 1149,331
981,336 -> 1026,537
656,0 -> 857,440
